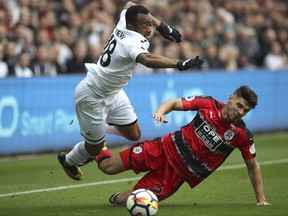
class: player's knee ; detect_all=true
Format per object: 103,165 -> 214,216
127,129 -> 141,141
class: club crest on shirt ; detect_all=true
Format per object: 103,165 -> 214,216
133,146 -> 142,154
224,130 -> 235,141
184,96 -> 195,101
249,143 -> 256,154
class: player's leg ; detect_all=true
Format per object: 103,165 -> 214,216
58,80 -> 107,180
134,163 -> 185,202
110,165 -> 184,205
58,141 -> 104,180
109,139 -> 181,205
106,90 -> 141,141
109,189 -> 133,206
95,149 -> 127,175
115,121 -> 141,141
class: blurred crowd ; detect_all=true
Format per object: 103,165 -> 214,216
0,0 -> 287,78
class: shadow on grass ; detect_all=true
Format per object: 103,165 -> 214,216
0,203 -> 128,216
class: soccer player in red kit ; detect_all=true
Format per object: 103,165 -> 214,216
94,85 -> 270,206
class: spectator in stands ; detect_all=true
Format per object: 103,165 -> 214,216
11,24 -> 26,55
0,43 -> 8,78
30,44 -> 57,76
255,28 -> 277,67
38,10 -> 57,41
86,43 -> 102,63
3,41 -> 17,75
21,28 -> 36,58
55,0 -> 77,26
14,51 -> 33,78
35,28 -> 51,47
180,40 -> 199,61
17,7 -> 32,28
66,11 -> 84,42
277,28 -> 288,49
0,24 -> 8,47
48,42 -> 64,75
282,41 -> 288,67
52,26 -> 73,70
202,44 -> 220,70
237,52 -> 257,70
65,37 -> 88,73
218,44 -> 239,72
264,41 -> 286,70
0,7 -> 12,34
235,26 -> 259,67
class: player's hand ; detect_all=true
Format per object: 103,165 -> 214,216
156,22 -> 182,43
152,113 -> 168,124
176,56 -> 204,71
256,201 -> 271,206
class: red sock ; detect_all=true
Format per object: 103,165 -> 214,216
94,148 -> 113,164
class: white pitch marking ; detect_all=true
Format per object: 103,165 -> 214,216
0,158 -> 287,198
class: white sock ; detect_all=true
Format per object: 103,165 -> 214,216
65,141 -> 92,166
105,124 -> 121,136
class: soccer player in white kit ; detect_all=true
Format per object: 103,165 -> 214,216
58,1 -> 204,181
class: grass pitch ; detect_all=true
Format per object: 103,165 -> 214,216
0,133 -> 287,216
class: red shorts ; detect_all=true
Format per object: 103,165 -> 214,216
119,139 -> 184,201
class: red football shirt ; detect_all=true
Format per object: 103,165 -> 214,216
162,96 -> 256,188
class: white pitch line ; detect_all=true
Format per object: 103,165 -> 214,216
0,158 -> 287,198
0,177 -> 141,198
218,158 -> 288,170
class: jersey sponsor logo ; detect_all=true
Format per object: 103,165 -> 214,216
195,120 -> 223,151
249,143 -> 256,154
184,96 -> 195,101
133,146 -> 142,154
224,130 -> 235,141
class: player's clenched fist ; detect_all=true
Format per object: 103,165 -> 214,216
156,22 -> 182,43
177,56 -> 204,71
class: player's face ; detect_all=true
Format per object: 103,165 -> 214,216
223,95 -> 252,123
133,13 -> 153,39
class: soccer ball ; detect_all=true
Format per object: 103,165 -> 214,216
126,189 -> 159,216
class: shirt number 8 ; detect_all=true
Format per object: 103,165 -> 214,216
100,35 -> 117,67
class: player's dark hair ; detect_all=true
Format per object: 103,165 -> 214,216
233,85 -> 258,109
126,5 -> 149,25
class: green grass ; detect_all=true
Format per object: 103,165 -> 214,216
0,133 -> 288,216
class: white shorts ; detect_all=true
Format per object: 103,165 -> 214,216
74,79 -> 137,145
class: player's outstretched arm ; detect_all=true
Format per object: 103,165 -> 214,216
137,53 -> 204,70
244,158 -> 271,205
152,98 -> 183,123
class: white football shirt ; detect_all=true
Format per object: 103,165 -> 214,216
85,9 -> 150,97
